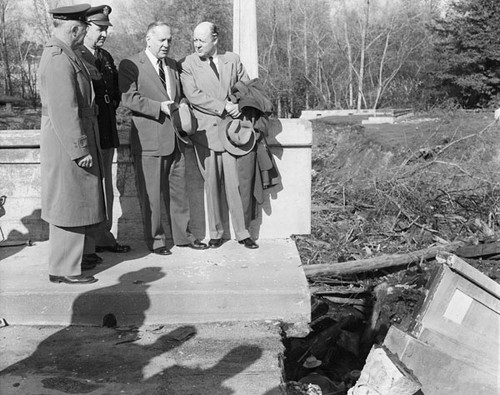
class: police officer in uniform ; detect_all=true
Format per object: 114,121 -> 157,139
39,4 -> 105,284
76,5 -> 131,255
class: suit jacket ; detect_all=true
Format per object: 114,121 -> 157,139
119,51 -> 181,156
77,45 -> 120,149
39,37 -> 105,227
180,51 -> 249,152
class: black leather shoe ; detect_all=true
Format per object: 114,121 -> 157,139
153,247 -> 172,255
177,240 -> 208,250
83,253 -> 103,264
81,260 -> 97,271
96,243 -> 131,253
208,238 -> 223,249
49,275 -> 98,284
238,238 -> 259,249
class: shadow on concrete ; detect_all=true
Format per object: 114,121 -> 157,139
0,208 -> 46,261
0,265 -> 267,394
114,143 -> 207,249
250,120 -> 284,240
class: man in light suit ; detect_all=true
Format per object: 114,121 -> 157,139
119,22 -> 207,255
180,21 -> 258,249
39,4 -> 105,284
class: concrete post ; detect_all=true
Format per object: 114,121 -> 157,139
233,0 -> 259,79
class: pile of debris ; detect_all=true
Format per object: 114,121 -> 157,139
283,239 -> 500,394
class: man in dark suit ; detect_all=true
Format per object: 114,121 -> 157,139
119,22 -> 207,255
76,5 -> 130,257
180,21 -> 258,249
39,4 -> 104,284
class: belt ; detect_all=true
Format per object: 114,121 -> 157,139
41,105 -> 99,118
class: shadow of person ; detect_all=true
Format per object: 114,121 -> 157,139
0,266 -> 203,393
145,344 -> 264,394
71,267 -> 164,326
0,208 -> 47,261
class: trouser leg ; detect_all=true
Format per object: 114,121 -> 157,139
48,224 -> 85,276
165,147 -> 194,245
134,154 -> 164,250
96,147 -> 117,247
194,145 -> 225,240
222,151 -> 250,241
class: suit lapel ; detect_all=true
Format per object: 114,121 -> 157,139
218,53 -> 231,97
193,55 -> 222,96
139,51 -> 170,99
165,59 -> 177,101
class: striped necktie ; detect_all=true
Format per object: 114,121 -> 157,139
157,59 -> 166,89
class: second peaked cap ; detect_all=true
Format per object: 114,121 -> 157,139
86,5 -> 112,26
49,3 -> 91,23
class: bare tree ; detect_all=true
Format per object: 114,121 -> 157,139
0,0 -> 13,96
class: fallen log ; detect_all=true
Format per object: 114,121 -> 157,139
303,241 -> 464,278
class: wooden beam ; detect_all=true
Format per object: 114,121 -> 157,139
303,241 -> 464,278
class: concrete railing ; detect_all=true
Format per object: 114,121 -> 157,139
0,118 -> 312,242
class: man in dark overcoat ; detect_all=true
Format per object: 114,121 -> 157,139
76,5 -> 130,255
39,4 -> 105,284
119,22 -> 207,255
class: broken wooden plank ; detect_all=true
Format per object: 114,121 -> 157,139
347,344 -> 421,395
455,241 -> 500,259
303,241 -> 464,278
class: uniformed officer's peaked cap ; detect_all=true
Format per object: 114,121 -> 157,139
49,4 -> 91,23
86,5 -> 112,26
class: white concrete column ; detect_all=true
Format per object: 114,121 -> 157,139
233,0 -> 259,79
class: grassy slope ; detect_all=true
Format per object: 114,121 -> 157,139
296,111 -> 500,267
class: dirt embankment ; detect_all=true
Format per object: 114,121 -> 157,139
285,111 -> 500,391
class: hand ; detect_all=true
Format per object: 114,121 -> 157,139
225,101 -> 241,118
161,100 -> 174,116
76,154 -> 92,168
495,108 -> 500,121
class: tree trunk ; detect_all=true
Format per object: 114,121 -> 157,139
0,0 -> 13,96
357,0 -> 370,110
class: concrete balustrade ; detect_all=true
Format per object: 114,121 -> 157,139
0,118 -> 312,242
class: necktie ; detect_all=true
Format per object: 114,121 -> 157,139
157,59 -> 166,89
209,56 -> 219,79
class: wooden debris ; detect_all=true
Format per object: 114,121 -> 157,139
347,345 -> 421,395
455,241 -> 500,259
303,241 -> 464,278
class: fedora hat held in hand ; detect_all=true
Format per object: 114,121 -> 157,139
170,102 -> 198,144
218,118 -> 256,156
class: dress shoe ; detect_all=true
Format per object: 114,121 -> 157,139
81,260 -> 97,271
83,253 -> 103,264
49,275 -> 98,284
153,247 -> 172,255
177,240 -> 208,250
96,243 -> 131,253
208,238 -> 223,249
238,238 -> 259,249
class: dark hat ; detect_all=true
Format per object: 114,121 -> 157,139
218,118 -> 255,156
49,4 -> 91,23
86,5 -> 112,26
303,356 -> 322,369
170,103 -> 198,145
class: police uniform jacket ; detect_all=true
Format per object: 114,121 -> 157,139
180,51 -> 249,152
39,37 -> 105,227
77,45 -> 120,149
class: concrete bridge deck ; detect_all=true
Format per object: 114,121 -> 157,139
0,238 -> 310,327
